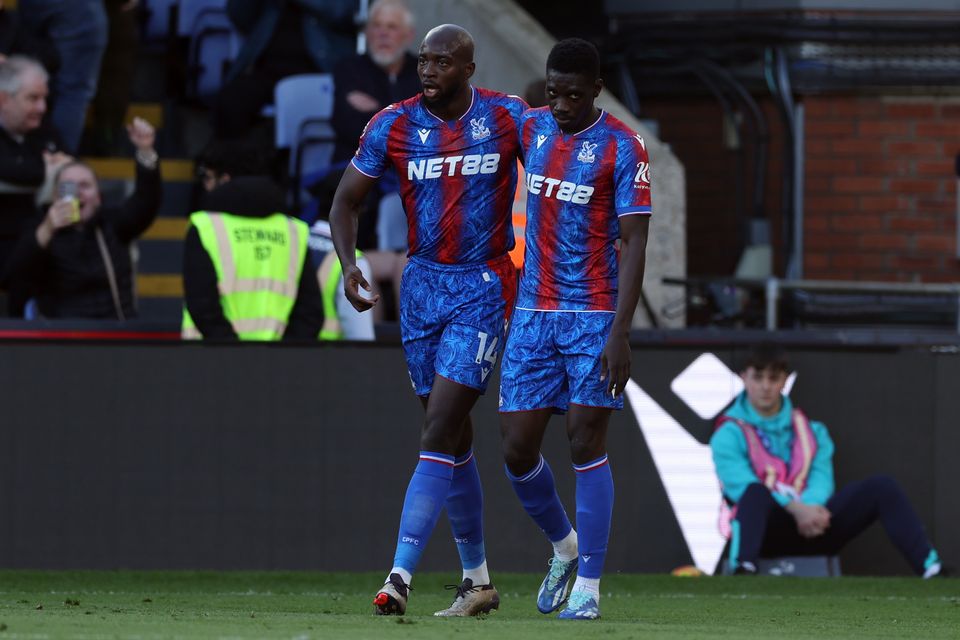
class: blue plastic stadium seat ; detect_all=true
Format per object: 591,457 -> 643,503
273,74 -> 337,210
143,0 -> 179,42
176,0 -> 227,37
185,7 -> 241,105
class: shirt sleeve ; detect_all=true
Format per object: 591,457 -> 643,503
350,107 -> 395,179
799,421 -> 836,506
614,131 -> 652,217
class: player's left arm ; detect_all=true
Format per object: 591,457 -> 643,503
602,130 -> 652,396
601,214 -> 649,397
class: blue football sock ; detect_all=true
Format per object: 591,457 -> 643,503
446,450 -> 486,571
392,452 -> 455,575
506,454 -> 573,543
574,455 -> 614,580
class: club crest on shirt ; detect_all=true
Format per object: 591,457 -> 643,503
470,117 -> 490,141
577,141 -> 597,163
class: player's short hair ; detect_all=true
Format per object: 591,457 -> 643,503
546,38 -> 600,80
740,343 -> 792,374
0,55 -> 48,96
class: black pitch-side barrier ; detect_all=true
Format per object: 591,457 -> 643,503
0,336 -> 956,575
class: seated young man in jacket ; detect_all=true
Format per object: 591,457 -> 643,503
711,344 -> 944,577
3,116 -> 160,319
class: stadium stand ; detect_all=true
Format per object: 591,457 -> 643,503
184,4 -> 241,105
273,73 -> 336,210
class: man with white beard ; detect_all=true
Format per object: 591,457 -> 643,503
331,0 -> 420,164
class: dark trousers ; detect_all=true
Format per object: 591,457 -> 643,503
733,475 -> 934,575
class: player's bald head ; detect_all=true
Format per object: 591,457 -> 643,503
421,24 -> 474,62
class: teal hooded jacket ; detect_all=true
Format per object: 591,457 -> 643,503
710,391 -> 835,508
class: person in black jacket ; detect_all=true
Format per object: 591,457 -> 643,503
4,116 -> 160,319
330,0 -> 418,164
182,174 -> 324,340
0,54 -> 67,315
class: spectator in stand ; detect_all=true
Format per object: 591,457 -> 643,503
18,0 -> 108,154
196,137 -> 372,340
181,167 -> 324,341
195,136 -> 276,194
331,0 -> 418,163
213,0 -> 357,139
0,55 -> 68,315
328,0 -> 419,321
302,162 -> 375,341
0,0 -> 60,71
4,117 -> 160,319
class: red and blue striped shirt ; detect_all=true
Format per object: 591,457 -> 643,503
352,87 -> 527,265
517,108 -> 652,312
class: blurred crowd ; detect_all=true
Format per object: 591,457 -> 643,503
0,0 -> 421,337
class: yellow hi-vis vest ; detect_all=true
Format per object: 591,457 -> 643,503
315,248 -> 363,341
182,211 -> 310,340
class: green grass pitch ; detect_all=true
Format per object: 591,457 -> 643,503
0,571 -> 956,639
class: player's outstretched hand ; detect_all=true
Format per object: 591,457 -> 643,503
342,263 -> 380,312
600,333 -> 631,398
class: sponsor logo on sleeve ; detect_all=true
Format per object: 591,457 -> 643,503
634,161 -> 650,188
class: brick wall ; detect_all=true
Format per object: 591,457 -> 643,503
803,96 -> 960,282
644,94 -> 960,282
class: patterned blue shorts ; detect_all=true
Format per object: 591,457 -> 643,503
400,254 -> 517,397
499,308 -> 623,412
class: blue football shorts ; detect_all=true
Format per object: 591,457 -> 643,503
499,307 -> 623,413
400,254 -> 517,397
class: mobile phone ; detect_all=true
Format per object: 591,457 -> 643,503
57,181 -> 80,222
58,181 -> 77,199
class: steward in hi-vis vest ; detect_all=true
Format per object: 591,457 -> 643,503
181,177 -> 324,340
308,219 -> 375,341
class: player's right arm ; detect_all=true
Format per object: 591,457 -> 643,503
329,105 -> 398,312
329,164 -> 380,312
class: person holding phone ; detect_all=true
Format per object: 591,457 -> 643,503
0,55 -> 68,315
4,117 -> 161,319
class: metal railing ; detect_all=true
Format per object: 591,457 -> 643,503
664,277 -> 960,333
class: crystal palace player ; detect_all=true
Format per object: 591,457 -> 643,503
329,24 -> 525,617
499,38 -> 651,620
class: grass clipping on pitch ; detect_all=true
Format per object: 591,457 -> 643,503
0,570 -> 957,639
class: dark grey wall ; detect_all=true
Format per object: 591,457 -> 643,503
0,342 -> 955,575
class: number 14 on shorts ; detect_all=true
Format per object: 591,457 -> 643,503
476,331 -> 499,382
